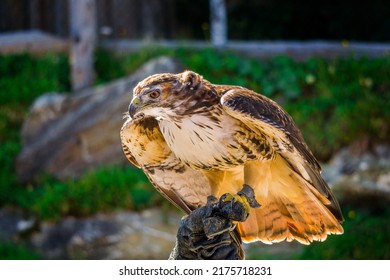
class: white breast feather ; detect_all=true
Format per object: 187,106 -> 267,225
158,113 -> 238,167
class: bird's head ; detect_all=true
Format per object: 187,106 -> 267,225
128,71 -> 217,120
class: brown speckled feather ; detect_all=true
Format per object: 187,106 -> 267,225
220,88 -> 343,222
220,88 -> 343,243
121,71 -> 344,245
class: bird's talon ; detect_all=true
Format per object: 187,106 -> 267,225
216,193 -> 250,222
238,184 -> 261,208
222,194 -> 250,211
220,193 -> 234,204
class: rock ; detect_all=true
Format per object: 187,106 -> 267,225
332,167 -> 390,204
16,56 -> 184,181
0,207 -> 37,240
29,209 -> 181,260
0,206 -> 181,260
21,93 -> 67,145
112,210 -> 180,260
322,143 -> 390,204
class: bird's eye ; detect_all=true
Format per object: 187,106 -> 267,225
149,91 -> 160,99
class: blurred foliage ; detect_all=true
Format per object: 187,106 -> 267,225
0,241 -> 41,260
298,205 -> 390,259
94,48 -> 168,84
25,167 -> 162,220
1,164 -> 162,221
0,49 -> 389,259
0,53 -> 70,105
0,52 -> 71,215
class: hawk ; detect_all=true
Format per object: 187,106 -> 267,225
120,70 -> 344,244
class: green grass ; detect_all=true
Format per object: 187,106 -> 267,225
0,241 -> 41,260
0,53 -> 70,105
26,167 -> 162,220
0,161 -> 162,221
0,49 -> 389,259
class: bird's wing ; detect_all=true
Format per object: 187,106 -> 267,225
220,87 -> 343,244
121,116 -> 211,214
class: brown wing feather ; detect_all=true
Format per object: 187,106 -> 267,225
220,87 -> 343,244
120,116 -> 211,214
218,86 -> 321,171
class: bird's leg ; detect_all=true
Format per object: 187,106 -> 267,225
169,185 -> 260,260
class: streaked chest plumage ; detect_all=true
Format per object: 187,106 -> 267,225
157,106 -> 272,170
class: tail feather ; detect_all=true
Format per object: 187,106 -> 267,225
238,155 -> 343,244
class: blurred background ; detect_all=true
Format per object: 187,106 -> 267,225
0,0 -> 389,260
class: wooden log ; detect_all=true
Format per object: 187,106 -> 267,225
0,31 -> 69,55
69,0 -> 97,91
209,0 -> 227,48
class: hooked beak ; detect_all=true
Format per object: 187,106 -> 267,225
128,96 -> 140,119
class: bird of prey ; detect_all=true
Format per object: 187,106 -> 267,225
120,70 -> 344,244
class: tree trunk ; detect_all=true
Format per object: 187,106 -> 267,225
70,0 -> 97,91
209,0 -> 227,48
